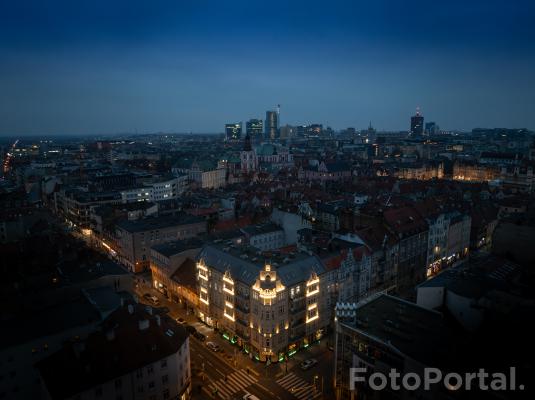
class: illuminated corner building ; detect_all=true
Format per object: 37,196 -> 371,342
246,119 -> 263,141
334,295 -> 465,400
225,123 -> 242,141
265,110 -> 279,140
410,108 -> 424,136
195,244 -> 330,362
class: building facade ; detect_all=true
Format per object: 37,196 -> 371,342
195,244 -> 330,362
120,175 -> 188,203
245,119 -> 263,141
265,110 -> 278,140
37,304 -> 191,400
225,123 -> 242,141
116,214 -> 206,273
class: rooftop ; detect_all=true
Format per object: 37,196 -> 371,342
151,238 -> 204,258
197,243 -> 325,287
116,213 -> 205,233
343,294 -> 466,368
1,289 -> 102,350
37,303 -> 188,400
241,222 -> 283,236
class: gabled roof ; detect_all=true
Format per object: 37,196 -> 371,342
197,245 -> 259,285
276,255 -> 326,287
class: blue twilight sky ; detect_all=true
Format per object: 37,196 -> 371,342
1,0 -> 535,135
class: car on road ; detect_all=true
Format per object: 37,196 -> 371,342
176,317 -> 186,324
206,341 -> 220,352
300,358 -> 318,370
243,394 -> 260,400
142,293 -> 160,306
193,332 -> 205,341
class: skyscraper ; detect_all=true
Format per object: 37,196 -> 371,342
265,110 -> 279,140
425,122 -> 438,135
410,108 -> 424,136
246,119 -> 263,141
225,123 -> 242,141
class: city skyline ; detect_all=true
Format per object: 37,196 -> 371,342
1,0 -> 535,136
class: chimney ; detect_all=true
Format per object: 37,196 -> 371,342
127,304 -> 134,314
138,319 -> 150,331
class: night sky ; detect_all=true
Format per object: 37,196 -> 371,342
1,0 -> 534,135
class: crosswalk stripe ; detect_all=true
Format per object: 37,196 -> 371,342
209,369 -> 258,399
294,386 -> 310,398
215,382 -> 232,399
277,373 -> 299,384
276,372 -> 322,400
235,369 -> 257,385
276,373 -> 294,385
280,375 -> 304,389
226,374 -> 245,390
277,373 -> 300,385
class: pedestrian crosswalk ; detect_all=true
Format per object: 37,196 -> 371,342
277,373 -> 322,400
208,369 -> 258,399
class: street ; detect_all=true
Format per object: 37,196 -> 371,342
132,279 -> 335,400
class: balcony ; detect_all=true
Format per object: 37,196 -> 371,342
291,318 -> 305,329
236,291 -> 250,300
236,318 -> 249,328
235,302 -> 250,314
290,305 -> 306,314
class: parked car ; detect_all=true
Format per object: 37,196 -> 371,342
300,358 -> 318,370
206,341 -> 220,352
193,332 -> 205,341
185,325 -> 197,335
142,293 -> 160,306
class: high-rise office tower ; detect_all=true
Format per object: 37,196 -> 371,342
425,122 -> 438,135
265,109 -> 279,140
246,119 -> 263,141
410,108 -> 424,136
225,123 -> 242,141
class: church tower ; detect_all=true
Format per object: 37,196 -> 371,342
240,132 -> 258,173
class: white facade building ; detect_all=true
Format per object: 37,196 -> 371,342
120,175 -> 188,203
